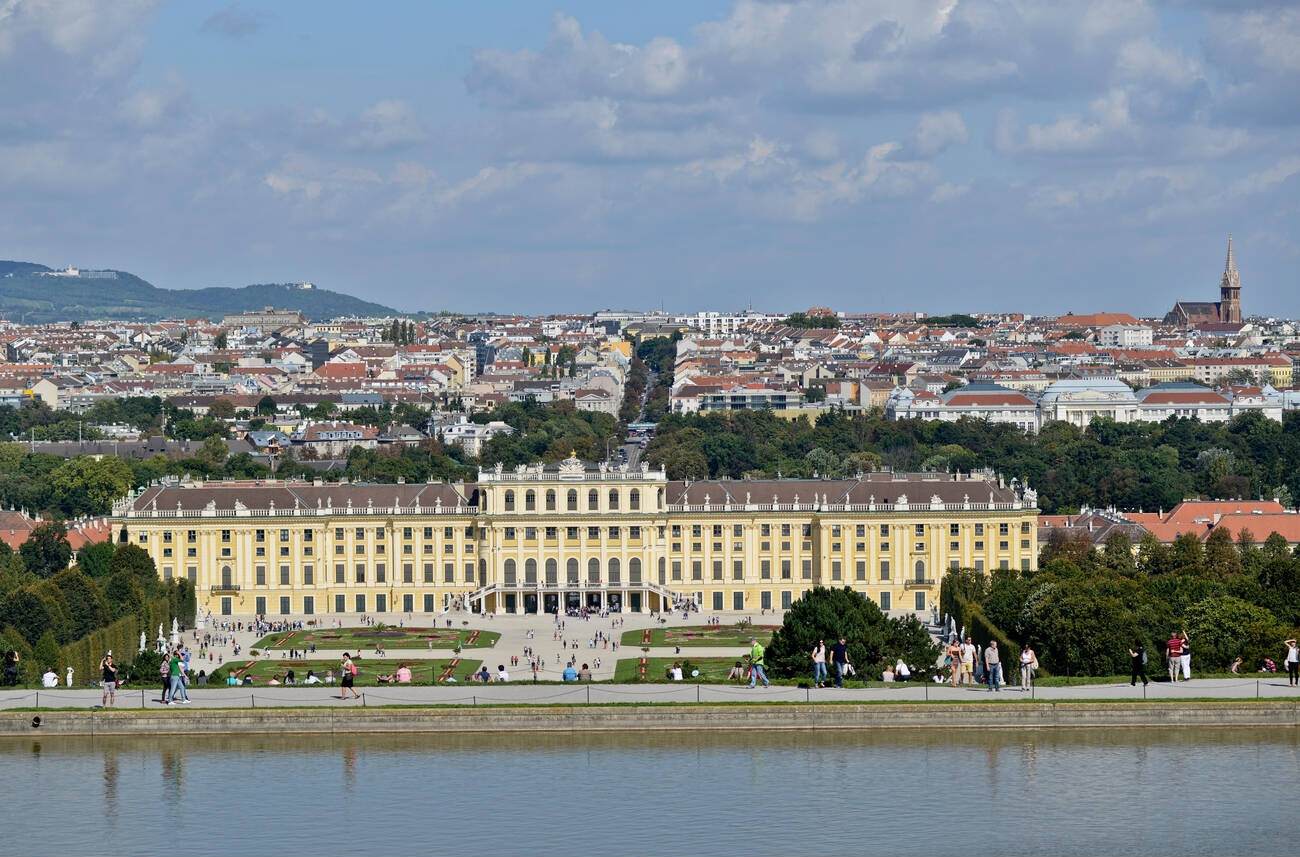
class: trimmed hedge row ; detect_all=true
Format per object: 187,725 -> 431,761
60,580 -> 196,685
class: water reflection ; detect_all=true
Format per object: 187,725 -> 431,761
1,728 -> 1296,857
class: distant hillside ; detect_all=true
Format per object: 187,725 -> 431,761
0,261 -> 399,322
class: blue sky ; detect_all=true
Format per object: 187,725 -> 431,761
1,1 -> 1297,316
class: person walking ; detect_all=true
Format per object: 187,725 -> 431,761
1165,631 -> 1184,683
1284,638 -> 1299,687
1129,642 -> 1149,686
1019,644 -> 1037,691
1179,630 -> 1191,681
831,637 -> 849,688
946,639 -> 962,687
748,638 -> 770,688
340,653 -> 361,699
100,652 -> 118,707
168,647 -> 190,704
960,637 -> 976,686
984,641 -> 1002,692
811,640 -> 828,688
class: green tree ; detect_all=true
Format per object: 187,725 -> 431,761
50,456 -> 133,516
76,541 -> 116,578
196,435 -> 230,470
1203,527 -> 1243,577
19,522 -> 73,579
102,572 -> 146,621
765,586 -> 936,679
1183,596 -> 1283,672
255,396 -> 278,417
31,629 -> 62,675
50,568 -> 107,640
0,588 -> 55,645
213,330 -> 228,350
108,544 -> 157,589
208,398 -> 236,420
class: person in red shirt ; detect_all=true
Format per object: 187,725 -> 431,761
1166,633 -> 1184,683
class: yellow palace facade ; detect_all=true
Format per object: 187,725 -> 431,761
113,456 -> 1039,618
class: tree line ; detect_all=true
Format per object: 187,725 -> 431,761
645,408 -> 1300,513
941,527 -> 1300,677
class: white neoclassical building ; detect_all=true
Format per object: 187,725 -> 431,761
1025,378 -> 1140,429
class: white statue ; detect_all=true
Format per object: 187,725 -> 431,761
66,666 -> 74,687
139,631 -> 147,653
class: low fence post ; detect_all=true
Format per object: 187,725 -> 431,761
250,694 -> 255,709
141,689 -> 145,709
1256,680 -> 1260,699
34,691 -> 38,710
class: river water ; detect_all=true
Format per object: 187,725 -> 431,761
3,728 -> 1296,856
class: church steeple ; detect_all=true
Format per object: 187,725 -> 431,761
1219,235 -> 1242,324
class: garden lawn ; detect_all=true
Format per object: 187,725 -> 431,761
211,657 -> 483,686
253,626 -> 500,651
619,625 -> 777,648
614,656 -> 757,683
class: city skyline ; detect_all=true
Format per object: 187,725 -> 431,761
2,1 -> 1298,315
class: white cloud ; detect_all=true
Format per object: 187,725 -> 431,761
910,111 -> 969,157
347,99 -> 427,151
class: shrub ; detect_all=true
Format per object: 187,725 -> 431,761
766,586 -> 936,679
1183,596 -> 1285,672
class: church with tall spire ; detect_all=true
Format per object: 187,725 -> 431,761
1164,236 -> 1244,327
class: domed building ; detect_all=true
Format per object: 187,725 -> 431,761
1037,378 -> 1139,428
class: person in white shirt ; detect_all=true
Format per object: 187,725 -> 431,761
895,659 -> 911,682
496,665 -> 509,682
303,671 -> 322,685
41,669 -> 59,688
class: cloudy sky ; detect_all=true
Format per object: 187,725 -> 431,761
2,1 -> 1297,315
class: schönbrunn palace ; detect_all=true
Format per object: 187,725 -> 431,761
113,455 -> 1040,618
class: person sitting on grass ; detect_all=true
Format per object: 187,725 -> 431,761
726,661 -> 745,682
883,665 -> 895,683
579,663 -> 592,681
562,664 -> 578,682
285,668 -> 296,686
1230,656 -> 1243,674
477,665 -> 492,683
303,671 -> 322,685
395,664 -> 412,684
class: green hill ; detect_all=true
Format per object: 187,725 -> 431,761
0,261 -> 399,322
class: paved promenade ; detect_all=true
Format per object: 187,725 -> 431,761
3,676 -> 1297,710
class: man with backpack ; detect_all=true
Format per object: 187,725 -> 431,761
340,653 -> 360,699
1129,642 -> 1149,687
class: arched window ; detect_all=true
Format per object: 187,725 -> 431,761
545,490 -> 556,511
221,566 -> 232,588
545,558 -> 558,585
629,489 -> 640,510
588,488 -> 599,510
608,557 -> 621,584
567,558 -> 579,584
608,489 -> 620,510
503,490 -> 515,512
567,489 -> 578,511
524,559 -> 537,584
525,490 -> 536,511
588,558 -> 600,583
914,559 -> 926,582
504,559 -> 517,586
629,557 -> 642,583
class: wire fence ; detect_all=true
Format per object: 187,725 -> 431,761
3,678 -> 1297,710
